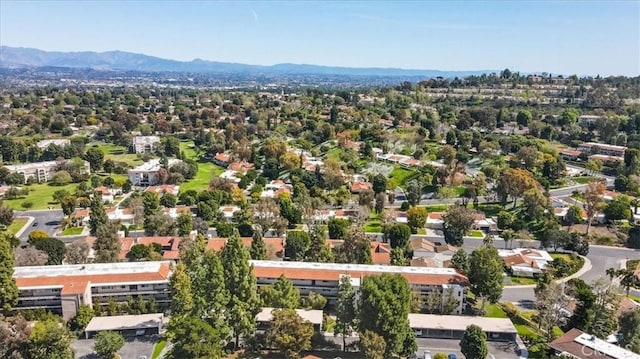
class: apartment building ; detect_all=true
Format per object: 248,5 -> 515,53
127,158 -> 182,186
250,260 -> 469,314
132,136 -> 160,154
578,142 -> 626,158
36,139 -> 71,149
13,262 -> 173,321
4,159 -> 90,183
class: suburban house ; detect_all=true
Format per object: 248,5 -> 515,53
213,152 -> 231,167
36,139 -> 70,149
426,212 -> 497,232
145,185 -> 180,196
5,159 -> 90,184
227,161 -> 255,173
558,148 -> 582,161
498,248 -> 553,277
132,136 -> 160,154
127,158 -> 182,186
376,152 -> 423,168
12,262 -> 173,321
426,213 -> 445,229
327,239 -> 392,265
549,328 -> 640,359
350,181 -> 373,194
410,239 -> 458,267
94,186 -> 119,203
118,235 -> 187,261
220,205 -> 241,221
261,180 -> 293,198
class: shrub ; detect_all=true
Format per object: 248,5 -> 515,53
500,302 -> 519,317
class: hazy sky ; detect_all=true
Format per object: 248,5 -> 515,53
1,1 -> 639,76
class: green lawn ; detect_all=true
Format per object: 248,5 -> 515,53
424,204 -> 449,212
179,141 -> 225,192
61,227 -> 84,236
573,176 -> 597,184
474,203 -> 503,217
485,303 -> 508,318
389,166 -> 419,187
469,230 -> 484,238
4,183 -> 77,210
3,218 -> 27,235
151,339 -> 167,359
416,228 -> 427,235
627,259 -> 639,271
94,143 -> 143,167
506,276 -> 537,286
364,220 -> 383,233
452,186 -> 466,196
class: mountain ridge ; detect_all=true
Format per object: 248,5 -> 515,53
0,46 -> 495,78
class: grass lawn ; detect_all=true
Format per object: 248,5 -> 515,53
506,276 -> 538,286
179,141 -> 225,192
61,227 -> 84,236
94,143 -> 143,167
389,166 -> 419,187
3,218 -> 27,235
573,176 -> 597,184
484,303 -> 508,318
550,252 -> 585,278
151,339 -> 167,359
424,204 -> 449,212
452,186 -> 466,196
627,259 -> 639,271
4,183 -> 77,210
474,203 -> 503,217
364,220 -> 383,233
469,230 -> 484,238
416,228 -> 427,235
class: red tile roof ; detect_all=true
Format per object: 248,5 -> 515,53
350,181 -> 372,193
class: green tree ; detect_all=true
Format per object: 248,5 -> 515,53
284,230 -> 310,261
372,174 -> 388,194
390,247 -> 409,266
407,206 -> 428,232
176,212 -> 193,237
220,231 -> 260,347
28,237 -> 65,265
603,195 -> 631,221
459,324 -> 488,359
24,318 -> 74,359
306,225 -> 334,263
60,196 -> 77,216
169,262 -> 194,316
443,205 -> 475,246
618,310 -> 640,352
266,309 -> 314,359
69,304 -> 94,333
335,276 -> 358,351
450,248 -> 470,275
359,274 -> 416,358
263,275 -> 300,309
168,316 -> 227,359
0,233 -> 18,310
89,193 -> 108,236
328,217 -> 349,239
250,231 -> 268,260
359,330 -> 386,359
93,222 -> 121,263
384,223 -> 411,249
84,147 -> 105,172
0,201 -> 14,227
469,245 -> 504,312
335,225 -> 372,264
565,205 -> 583,227
94,331 -> 124,359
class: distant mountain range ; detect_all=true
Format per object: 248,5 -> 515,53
0,46 -> 494,78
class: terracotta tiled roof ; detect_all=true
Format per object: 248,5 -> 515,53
503,253 -> 539,268
74,208 -> 91,219
15,264 -> 172,290
428,213 -> 444,220
410,257 -> 438,267
350,181 -> 372,193
205,237 -> 284,257
145,185 -> 178,194
228,161 -> 254,173
214,153 -> 231,163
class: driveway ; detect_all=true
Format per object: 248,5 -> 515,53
16,209 -> 64,243
73,336 -> 156,359
416,338 -> 520,359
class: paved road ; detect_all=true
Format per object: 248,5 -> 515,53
15,209 -> 63,242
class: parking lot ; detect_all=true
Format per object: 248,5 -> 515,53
72,336 -> 156,359
416,338 -> 520,359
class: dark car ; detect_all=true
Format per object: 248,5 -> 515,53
448,354 -> 458,359
32,222 -> 38,227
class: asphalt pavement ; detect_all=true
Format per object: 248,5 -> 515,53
15,209 -> 64,242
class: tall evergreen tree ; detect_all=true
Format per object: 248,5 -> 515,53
335,276 -> 357,351
93,222 -> 121,263
250,231 -> 267,260
169,262 -> 194,316
220,230 -> 260,347
460,324 -> 488,359
359,274 -> 416,358
262,275 -> 301,309
0,233 -> 18,310
89,192 -> 108,236
306,225 -> 334,263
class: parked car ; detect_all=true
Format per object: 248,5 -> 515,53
32,222 -> 38,227
448,354 -> 458,359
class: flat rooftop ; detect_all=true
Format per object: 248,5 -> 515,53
85,313 -> 163,332
409,314 -> 517,334
250,260 -> 458,275
13,261 -> 172,278
256,308 -> 323,325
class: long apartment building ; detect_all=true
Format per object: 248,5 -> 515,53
4,159 -> 90,183
12,260 -> 469,320
578,142 -> 626,158
13,262 -> 173,321
127,158 -> 182,186
250,260 -> 469,314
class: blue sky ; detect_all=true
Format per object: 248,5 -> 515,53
1,1 -> 638,76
